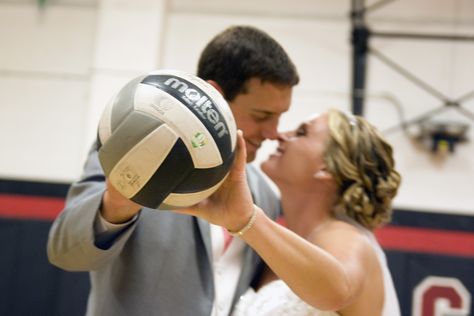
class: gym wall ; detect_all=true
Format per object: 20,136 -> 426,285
0,0 -> 472,315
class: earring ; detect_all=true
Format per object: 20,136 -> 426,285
313,170 -> 326,178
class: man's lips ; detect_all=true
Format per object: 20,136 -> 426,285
245,139 -> 260,150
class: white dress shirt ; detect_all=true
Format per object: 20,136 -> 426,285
209,223 -> 245,316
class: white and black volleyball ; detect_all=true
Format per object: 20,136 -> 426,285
97,69 -> 237,209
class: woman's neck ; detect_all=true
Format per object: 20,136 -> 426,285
278,184 -> 336,238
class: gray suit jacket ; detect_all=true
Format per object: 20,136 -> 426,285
47,141 -> 280,316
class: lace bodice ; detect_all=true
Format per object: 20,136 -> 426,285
232,280 -> 339,316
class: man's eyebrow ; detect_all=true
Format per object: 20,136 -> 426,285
251,109 -> 278,115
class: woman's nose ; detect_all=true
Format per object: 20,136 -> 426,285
277,131 -> 290,142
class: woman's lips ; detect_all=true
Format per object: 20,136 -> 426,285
268,147 -> 283,159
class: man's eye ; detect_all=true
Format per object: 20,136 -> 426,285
253,114 -> 270,122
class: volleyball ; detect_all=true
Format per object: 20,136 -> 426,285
97,69 -> 237,209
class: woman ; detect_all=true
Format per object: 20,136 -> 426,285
182,108 -> 401,315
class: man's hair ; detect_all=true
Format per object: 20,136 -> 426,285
197,25 -> 299,101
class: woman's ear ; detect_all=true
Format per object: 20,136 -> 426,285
206,80 -> 224,96
313,168 -> 331,180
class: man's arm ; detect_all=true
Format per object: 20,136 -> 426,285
47,141 -> 141,271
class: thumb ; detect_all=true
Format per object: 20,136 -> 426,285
228,130 -> 247,181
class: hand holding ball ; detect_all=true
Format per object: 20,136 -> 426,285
97,70 -> 237,209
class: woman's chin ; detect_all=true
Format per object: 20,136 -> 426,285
260,160 -> 276,179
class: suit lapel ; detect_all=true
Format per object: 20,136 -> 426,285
195,217 -> 213,263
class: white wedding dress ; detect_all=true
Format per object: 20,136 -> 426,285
232,279 -> 339,316
232,218 -> 400,316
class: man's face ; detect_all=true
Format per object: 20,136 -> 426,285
228,78 -> 293,162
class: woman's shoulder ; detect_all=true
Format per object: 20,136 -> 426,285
308,219 -> 377,264
310,218 -> 368,243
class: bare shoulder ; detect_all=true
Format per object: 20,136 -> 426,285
307,220 -> 384,312
308,220 -> 376,267
308,219 -> 365,243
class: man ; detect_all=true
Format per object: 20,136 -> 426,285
48,25 -> 299,316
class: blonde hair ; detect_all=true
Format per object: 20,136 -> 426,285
324,109 -> 401,230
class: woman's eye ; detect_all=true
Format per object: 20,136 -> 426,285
295,128 -> 306,136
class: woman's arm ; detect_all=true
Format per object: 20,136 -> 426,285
178,131 -> 372,311
241,210 -> 371,310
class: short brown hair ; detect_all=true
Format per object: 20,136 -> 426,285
197,25 -> 299,101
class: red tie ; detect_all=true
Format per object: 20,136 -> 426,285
222,228 -> 233,253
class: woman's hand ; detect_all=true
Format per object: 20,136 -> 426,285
101,179 -> 142,224
176,130 -> 255,231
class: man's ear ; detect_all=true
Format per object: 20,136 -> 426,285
206,80 -> 224,96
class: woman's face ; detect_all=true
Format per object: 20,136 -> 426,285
261,113 -> 330,186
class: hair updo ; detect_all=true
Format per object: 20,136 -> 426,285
323,109 -> 401,230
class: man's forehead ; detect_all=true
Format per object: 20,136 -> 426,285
246,79 -> 292,107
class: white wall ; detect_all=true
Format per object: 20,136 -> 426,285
0,0 -> 473,215
0,2 -> 96,182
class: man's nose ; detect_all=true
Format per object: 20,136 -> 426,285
261,119 -> 280,140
